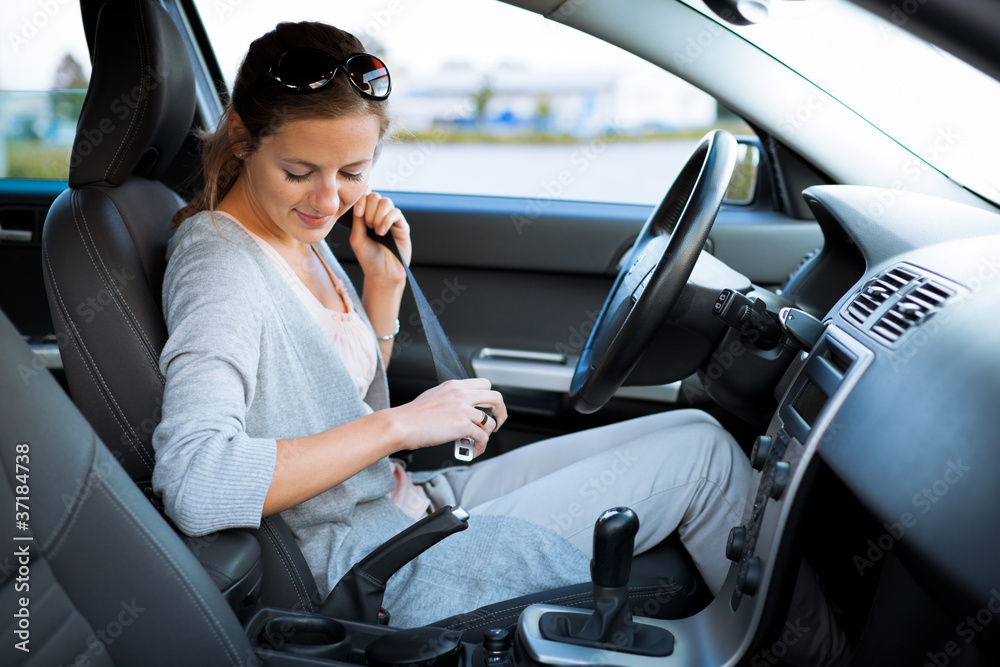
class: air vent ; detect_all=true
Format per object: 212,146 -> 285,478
844,266 -> 919,326
841,264 -> 962,347
870,280 -> 955,344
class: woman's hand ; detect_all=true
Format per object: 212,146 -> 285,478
388,379 -> 508,459
352,190 -> 410,365
350,190 -> 411,286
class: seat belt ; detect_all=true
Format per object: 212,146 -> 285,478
345,220 -> 491,460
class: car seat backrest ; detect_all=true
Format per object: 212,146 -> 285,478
42,0 -> 195,482
0,310 -> 253,666
40,0 -> 323,612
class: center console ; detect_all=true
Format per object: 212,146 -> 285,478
233,325 -> 874,667
516,325 -> 872,666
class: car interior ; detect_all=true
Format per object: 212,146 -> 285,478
2,0 -> 1000,666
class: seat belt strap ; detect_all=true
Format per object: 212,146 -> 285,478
359,224 -> 469,382
346,222 -> 491,461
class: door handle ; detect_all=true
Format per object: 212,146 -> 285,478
0,227 -> 32,243
472,348 -> 681,402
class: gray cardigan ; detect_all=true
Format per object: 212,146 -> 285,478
152,211 -> 588,627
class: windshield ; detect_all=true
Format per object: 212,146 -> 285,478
684,0 -> 1000,205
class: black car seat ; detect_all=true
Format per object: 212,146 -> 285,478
0,310 -> 254,666
40,0 -> 706,632
41,0 -> 318,613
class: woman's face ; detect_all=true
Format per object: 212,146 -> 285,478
238,112 -> 381,247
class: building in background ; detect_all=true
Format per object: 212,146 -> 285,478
390,61 -> 718,138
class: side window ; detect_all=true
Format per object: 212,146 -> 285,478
195,0 -> 755,205
0,1 -> 91,179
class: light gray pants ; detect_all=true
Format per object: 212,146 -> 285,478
416,409 -> 752,594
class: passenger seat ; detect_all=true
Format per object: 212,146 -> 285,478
0,310 -> 254,666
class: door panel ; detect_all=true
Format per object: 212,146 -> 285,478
336,193 -> 823,281
329,191 -> 823,468
0,180 -> 68,389
2,178 -> 822,467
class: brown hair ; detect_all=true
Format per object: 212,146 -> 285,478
173,21 -> 391,225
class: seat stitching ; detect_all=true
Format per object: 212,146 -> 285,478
259,521 -> 311,611
272,519 -> 318,609
106,4 -> 150,183
75,201 -> 159,370
38,433 -> 98,557
94,476 -> 245,663
466,584 -> 666,618
444,585 -> 673,632
265,519 -> 315,607
259,522 -> 309,610
42,237 -> 154,474
43,251 -> 154,472
34,597 -> 82,648
65,200 -> 159,471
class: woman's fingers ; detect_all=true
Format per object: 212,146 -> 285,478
350,192 -> 411,282
356,193 -> 398,234
397,379 -> 506,452
368,196 -> 396,232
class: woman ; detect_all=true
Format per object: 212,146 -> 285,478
152,20 -> 751,628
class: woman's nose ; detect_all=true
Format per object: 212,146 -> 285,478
309,176 -> 340,216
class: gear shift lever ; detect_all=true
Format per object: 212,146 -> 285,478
578,507 -> 639,642
537,508 -> 674,656
591,507 -> 638,587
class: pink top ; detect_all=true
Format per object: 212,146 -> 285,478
226,213 -> 430,519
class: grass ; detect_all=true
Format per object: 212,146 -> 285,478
5,140 -> 71,179
389,120 -> 754,145
725,145 -> 759,204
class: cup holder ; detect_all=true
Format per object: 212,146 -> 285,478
258,614 -> 352,661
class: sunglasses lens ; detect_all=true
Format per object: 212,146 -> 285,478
346,54 -> 391,99
275,49 -> 336,90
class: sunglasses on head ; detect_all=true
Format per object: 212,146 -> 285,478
237,48 -> 391,111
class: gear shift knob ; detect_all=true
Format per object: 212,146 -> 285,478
591,507 -> 639,588
538,507 -> 673,654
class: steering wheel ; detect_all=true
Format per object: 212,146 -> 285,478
569,130 -> 738,413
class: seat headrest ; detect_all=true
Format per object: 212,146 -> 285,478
69,0 -> 196,188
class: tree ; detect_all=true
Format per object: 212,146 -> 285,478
533,93 -> 552,132
51,53 -> 89,123
471,77 -> 494,128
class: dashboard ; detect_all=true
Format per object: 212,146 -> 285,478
518,184 -> 1000,664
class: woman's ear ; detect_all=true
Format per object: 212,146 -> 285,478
228,111 -> 251,158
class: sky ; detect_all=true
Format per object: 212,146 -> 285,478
0,0 -> 714,137
195,0 -> 662,84
1,0 -> 94,90
0,0 -> 685,92
195,0 -> 713,130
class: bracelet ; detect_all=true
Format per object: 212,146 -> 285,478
375,319 -> 400,341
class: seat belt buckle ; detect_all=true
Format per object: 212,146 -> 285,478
454,437 -> 475,461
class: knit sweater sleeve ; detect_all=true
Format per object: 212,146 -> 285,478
152,228 -> 278,536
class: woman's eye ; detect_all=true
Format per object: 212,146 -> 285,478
342,171 -> 365,183
284,171 -> 309,183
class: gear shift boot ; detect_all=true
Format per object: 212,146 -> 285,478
538,508 -> 675,656
538,610 -> 674,656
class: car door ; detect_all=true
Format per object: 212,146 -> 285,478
239,1 -> 821,467
3,0 -> 824,471
326,154 -> 823,469
0,1 -> 97,391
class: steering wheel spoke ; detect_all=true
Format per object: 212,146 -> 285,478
569,130 -> 738,414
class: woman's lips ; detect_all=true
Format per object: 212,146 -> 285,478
295,209 -> 331,228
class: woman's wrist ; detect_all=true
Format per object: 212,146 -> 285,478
378,406 -> 411,451
363,271 -> 406,291
363,278 -> 404,312
375,319 -> 400,341
362,278 -> 404,365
